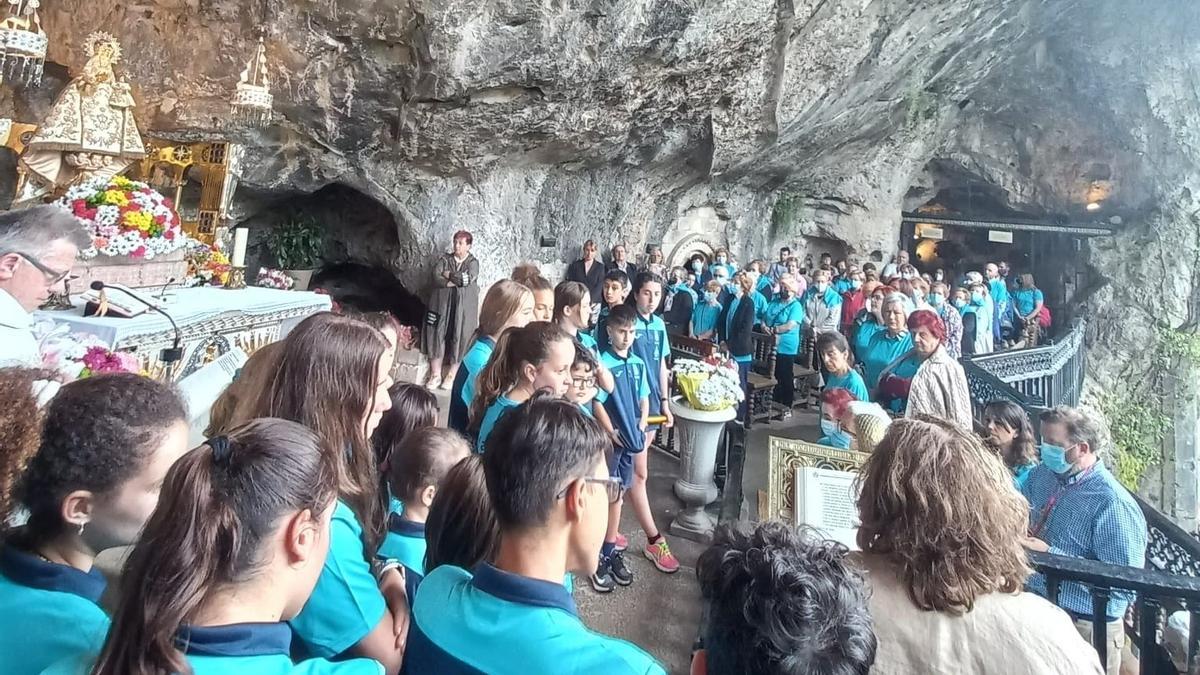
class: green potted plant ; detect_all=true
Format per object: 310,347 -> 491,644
266,216 -> 325,290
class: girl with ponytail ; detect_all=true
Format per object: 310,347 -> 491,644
470,321 -> 574,453
60,419 -> 380,675
554,280 -> 614,394
448,279 -> 534,435
0,373 -> 189,675
235,312 -> 408,672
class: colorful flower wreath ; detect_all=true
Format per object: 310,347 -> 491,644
57,175 -> 189,260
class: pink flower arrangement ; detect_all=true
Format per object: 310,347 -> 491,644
79,345 -> 143,378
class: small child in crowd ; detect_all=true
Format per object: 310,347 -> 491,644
380,427 -> 472,575
566,341 -> 602,418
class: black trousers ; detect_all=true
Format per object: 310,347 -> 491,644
773,354 -> 796,407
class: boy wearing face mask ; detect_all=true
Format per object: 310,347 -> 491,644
691,280 -> 724,341
1020,406 -> 1146,675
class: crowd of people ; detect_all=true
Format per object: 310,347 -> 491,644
0,209 -> 1148,675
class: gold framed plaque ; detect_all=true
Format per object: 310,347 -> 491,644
765,436 -> 869,523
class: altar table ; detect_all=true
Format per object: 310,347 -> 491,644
34,287 -> 332,380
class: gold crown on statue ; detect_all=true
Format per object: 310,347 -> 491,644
83,31 -> 121,62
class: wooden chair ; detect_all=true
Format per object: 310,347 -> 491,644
668,333 -> 717,361
747,331 -> 780,427
792,334 -> 820,409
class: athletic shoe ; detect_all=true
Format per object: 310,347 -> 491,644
591,557 -> 616,593
613,532 -> 629,552
609,550 -> 634,586
644,538 -> 681,574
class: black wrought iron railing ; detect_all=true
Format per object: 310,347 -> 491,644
1030,551 -> 1200,674
965,319 -> 1086,408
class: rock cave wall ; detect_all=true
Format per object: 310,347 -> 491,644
8,0 -> 1200,512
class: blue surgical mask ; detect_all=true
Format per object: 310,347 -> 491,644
725,282 -> 737,294
971,291 -> 984,305
820,419 -> 851,448
953,298 -> 967,309
1039,442 -> 1074,474
929,292 -> 945,306
716,256 -> 727,264
704,291 -> 718,304
850,279 -> 863,290
691,261 -> 702,272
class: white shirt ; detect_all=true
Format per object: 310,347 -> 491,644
0,288 -> 40,367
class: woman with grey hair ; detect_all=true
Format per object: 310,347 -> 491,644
853,293 -> 916,411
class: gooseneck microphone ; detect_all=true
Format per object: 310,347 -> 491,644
90,280 -> 184,367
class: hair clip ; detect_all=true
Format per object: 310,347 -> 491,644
209,435 -> 233,463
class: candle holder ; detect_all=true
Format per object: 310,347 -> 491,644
226,266 -> 247,290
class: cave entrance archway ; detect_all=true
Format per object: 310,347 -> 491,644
666,232 -> 720,269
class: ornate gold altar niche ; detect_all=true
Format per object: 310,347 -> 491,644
130,140 -> 244,245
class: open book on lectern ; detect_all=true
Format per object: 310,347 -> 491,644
766,437 -> 869,550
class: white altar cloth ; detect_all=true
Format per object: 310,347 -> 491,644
34,287 -> 331,379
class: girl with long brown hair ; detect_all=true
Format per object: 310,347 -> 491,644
854,416 -> 1100,674
0,373 -> 190,675
79,419 -> 379,675
447,279 -> 534,435
512,263 -> 554,322
470,321 -> 574,452
554,280 -> 614,394
235,312 -> 408,672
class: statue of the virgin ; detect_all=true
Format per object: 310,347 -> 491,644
16,31 -> 146,200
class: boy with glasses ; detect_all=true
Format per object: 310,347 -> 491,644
405,395 -> 666,674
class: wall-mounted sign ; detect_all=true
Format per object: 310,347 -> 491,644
923,226 -> 944,240
988,230 -> 1014,244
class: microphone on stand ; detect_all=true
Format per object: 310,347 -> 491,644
90,281 -> 184,368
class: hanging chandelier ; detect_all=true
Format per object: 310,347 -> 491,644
230,36 -> 272,127
0,0 -> 47,87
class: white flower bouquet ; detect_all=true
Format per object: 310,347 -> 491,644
672,357 -> 745,411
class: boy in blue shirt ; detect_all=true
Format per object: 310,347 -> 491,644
405,396 -> 666,675
593,269 -> 629,353
628,275 -> 680,576
380,428 -> 471,575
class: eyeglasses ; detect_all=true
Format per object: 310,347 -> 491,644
2,250 -> 72,285
571,376 -> 596,388
556,476 -> 623,504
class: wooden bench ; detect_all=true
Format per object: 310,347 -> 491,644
668,333 -> 717,361
747,330 -> 779,427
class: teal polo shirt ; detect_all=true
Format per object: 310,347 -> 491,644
825,370 -> 869,402
0,545 -> 110,675
765,297 -> 805,356
289,500 -> 387,658
477,394 -> 520,453
691,300 -> 721,337
405,564 -> 665,674
1013,288 -> 1043,316
631,312 -> 670,412
459,337 -> 497,408
596,349 -> 650,453
750,290 -> 768,325
41,623 -> 383,675
853,320 -> 915,388
577,329 -> 599,357
379,513 -> 428,576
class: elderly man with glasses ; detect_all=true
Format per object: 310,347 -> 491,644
0,205 -> 91,368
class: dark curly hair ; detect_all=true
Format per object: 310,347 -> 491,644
13,373 -> 187,545
0,368 -> 45,526
697,521 -> 876,675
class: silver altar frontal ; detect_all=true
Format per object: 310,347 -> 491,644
34,286 -> 331,380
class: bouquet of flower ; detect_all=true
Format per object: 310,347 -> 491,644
185,241 -> 232,287
672,356 -> 745,411
35,321 -> 143,380
58,175 -> 188,260
256,267 -> 296,291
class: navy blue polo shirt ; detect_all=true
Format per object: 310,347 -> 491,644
631,311 -> 670,412
42,623 -> 383,675
595,349 -> 650,453
404,564 -> 665,674
0,545 -> 110,674
379,513 -> 428,576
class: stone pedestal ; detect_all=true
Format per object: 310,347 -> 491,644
669,397 -> 736,542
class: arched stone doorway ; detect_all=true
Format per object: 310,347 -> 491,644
661,205 -> 728,269
665,232 -> 720,269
